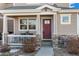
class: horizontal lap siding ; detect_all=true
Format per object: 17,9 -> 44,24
0,19 -> 3,33
8,20 -> 14,33
0,19 -> 14,33
57,14 -> 77,35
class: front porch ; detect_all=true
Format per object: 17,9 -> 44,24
2,14 -> 57,46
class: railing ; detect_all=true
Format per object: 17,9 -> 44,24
8,35 -> 36,45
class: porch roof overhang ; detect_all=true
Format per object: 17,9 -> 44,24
0,9 -> 79,15
0,9 -> 58,16
1,9 -> 79,16
0,9 -> 41,14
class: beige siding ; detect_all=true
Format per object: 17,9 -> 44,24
57,13 -> 77,35
0,19 -> 3,33
7,20 -> 14,33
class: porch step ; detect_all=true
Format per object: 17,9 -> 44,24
41,40 -> 53,47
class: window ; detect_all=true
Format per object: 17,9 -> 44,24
44,20 -> 50,24
60,14 -> 71,24
20,19 -> 27,24
20,19 -> 27,30
28,19 -> 36,29
19,18 -> 36,30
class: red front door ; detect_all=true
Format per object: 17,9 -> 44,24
43,19 -> 51,39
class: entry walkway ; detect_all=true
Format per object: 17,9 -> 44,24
35,47 -> 54,56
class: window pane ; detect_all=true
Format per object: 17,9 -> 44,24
28,19 -> 36,29
44,20 -> 50,24
62,16 -> 69,22
29,25 -> 36,29
20,19 -> 27,24
20,25 -> 27,29
29,19 -> 36,25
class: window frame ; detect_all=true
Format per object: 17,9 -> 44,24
20,19 -> 27,30
19,17 -> 36,31
60,14 -> 71,24
28,19 -> 36,30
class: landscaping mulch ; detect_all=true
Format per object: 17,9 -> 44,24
53,35 -> 79,56
0,48 -> 39,56
53,47 -> 78,56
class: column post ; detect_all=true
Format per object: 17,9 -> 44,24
54,14 -> 57,35
36,14 -> 40,35
2,15 -> 8,45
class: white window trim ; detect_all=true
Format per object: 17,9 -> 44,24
60,14 -> 71,24
18,17 -> 36,31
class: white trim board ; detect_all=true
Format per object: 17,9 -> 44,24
77,13 -> 79,35
0,9 -> 41,14
36,4 -> 59,10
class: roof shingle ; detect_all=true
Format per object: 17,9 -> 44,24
3,4 -> 72,10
